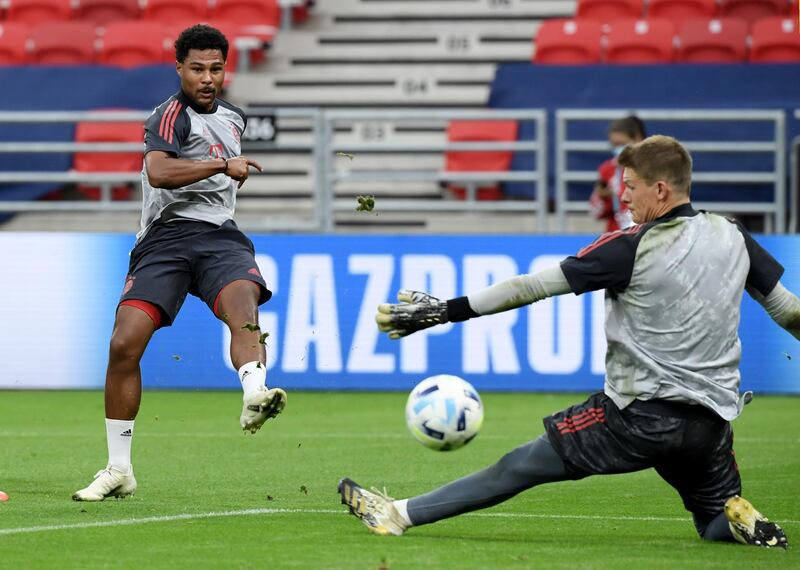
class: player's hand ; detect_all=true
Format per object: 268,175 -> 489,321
375,289 -> 448,339
225,156 -> 263,188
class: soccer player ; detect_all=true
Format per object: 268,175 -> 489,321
73,25 -> 286,502
339,135 -> 796,548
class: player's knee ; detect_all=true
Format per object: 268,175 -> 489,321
108,332 -> 146,364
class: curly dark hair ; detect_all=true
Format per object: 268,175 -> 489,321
174,24 -> 229,63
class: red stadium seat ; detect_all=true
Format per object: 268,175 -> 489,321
98,21 -> 168,66
73,112 -> 144,200
445,121 -> 518,201
647,0 -> 718,27
719,0 -> 789,21
533,19 -> 604,64
5,0 -> 71,24
576,0 -> 645,23
0,23 -> 30,64
142,0 -> 209,22
750,16 -> 800,61
29,22 -> 97,64
73,0 -> 140,25
211,0 -> 280,27
605,18 -> 676,63
677,18 -> 749,62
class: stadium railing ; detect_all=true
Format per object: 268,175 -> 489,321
555,109 -> 787,233
0,107 -> 791,234
321,108 -> 548,232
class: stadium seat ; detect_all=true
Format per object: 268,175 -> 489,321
98,21 -> 169,66
533,19 -> 604,64
29,22 -> 97,64
142,0 -> 209,22
73,113 -> 144,200
605,18 -> 676,63
0,23 -> 30,64
210,0 -> 280,28
5,0 -> 71,24
576,0 -> 645,24
73,0 -> 140,25
749,17 -> 800,62
676,18 -> 749,62
719,0 -> 789,22
445,120 -> 518,201
647,0 -> 718,27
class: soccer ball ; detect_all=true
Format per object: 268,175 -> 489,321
405,374 -> 484,451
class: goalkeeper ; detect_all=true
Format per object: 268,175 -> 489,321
338,135 -> 798,548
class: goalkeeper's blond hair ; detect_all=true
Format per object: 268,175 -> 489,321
618,135 -> 693,196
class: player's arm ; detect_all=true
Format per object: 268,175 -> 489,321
145,151 -> 226,189
145,152 -> 263,190
747,283 -> 800,340
731,219 -> 797,339
375,267 -> 572,339
376,229 -> 639,339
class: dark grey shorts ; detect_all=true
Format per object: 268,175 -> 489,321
119,219 -> 271,327
544,392 -> 741,519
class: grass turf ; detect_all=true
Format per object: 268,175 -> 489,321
0,391 -> 797,569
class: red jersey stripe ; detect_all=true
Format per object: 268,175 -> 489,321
577,225 -> 641,258
159,100 -> 178,139
166,103 -> 183,145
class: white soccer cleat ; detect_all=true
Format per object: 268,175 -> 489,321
725,495 -> 788,549
72,466 -> 137,502
338,478 -> 408,536
240,386 -> 287,434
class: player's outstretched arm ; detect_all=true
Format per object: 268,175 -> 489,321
747,282 -> 800,340
375,266 -> 572,339
145,150 -> 227,189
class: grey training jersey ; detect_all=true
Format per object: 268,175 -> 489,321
560,204 -> 783,420
138,91 -> 247,242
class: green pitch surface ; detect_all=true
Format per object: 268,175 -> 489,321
1,391 -> 798,569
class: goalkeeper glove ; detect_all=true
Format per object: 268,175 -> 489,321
375,290 -> 478,339
375,289 -> 448,339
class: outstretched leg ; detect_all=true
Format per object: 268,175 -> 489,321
216,279 -> 286,433
339,434 -> 571,535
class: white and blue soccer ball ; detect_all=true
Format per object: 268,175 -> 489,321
405,374 -> 484,451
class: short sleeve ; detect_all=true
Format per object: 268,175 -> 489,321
732,220 -> 784,296
143,99 -> 190,157
560,226 -> 642,295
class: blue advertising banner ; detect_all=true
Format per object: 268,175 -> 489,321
0,233 -> 798,393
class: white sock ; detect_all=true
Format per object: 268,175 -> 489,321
238,361 -> 267,398
393,499 -> 413,527
106,418 -> 134,474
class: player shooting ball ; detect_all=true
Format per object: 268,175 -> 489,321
339,135 -> 798,549
73,25 -> 286,502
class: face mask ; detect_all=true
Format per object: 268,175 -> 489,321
612,144 -> 627,157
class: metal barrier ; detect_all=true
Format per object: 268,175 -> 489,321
323,108 -> 548,232
555,109 -> 787,234
0,107 -> 792,234
0,108 -> 326,231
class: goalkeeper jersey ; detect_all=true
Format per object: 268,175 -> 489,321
138,90 -> 247,242
560,203 -> 783,420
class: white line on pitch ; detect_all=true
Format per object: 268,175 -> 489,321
1,508 -> 798,537
0,432 -> 797,444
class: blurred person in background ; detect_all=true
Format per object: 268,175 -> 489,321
590,115 -> 646,232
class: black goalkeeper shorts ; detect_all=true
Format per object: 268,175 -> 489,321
119,219 -> 271,327
543,392 -> 741,519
